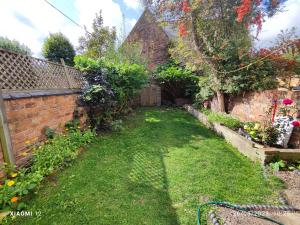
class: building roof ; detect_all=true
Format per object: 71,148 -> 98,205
125,8 -> 177,42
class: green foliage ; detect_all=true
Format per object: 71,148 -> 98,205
268,155 -> 300,172
105,42 -> 147,66
154,61 -> 199,99
270,160 -> 286,172
203,110 -> 243,130
0,37 -> 31,55
78,11 -> 116,59
42,33 -> 75,66
75,55 -> 148,129
195,76 -> 214,102
0,129 -> 95,211
105,61 -> 149,105
43,126 -> 56,139
82,84 -> 112,105
269,159 -> 286,172
243,122 -> 279,146
65,119 -> 81,132
110,119 -> 124,132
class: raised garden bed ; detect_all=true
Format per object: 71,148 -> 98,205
184,105 -> 300,164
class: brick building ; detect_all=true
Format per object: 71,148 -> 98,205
124,9 -> 175,68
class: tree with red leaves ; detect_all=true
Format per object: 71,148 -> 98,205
142,0 -> 284,111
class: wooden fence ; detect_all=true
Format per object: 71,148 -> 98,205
0,48 -> 85,91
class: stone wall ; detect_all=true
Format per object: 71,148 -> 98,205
124,9 -> 170,68
185,105 -> 300,163
210,89 -> 300,148
0,90 -> 88,166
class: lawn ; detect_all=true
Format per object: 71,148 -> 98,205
7,108 -> 282,225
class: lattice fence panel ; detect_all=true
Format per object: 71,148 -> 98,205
66,66 -> 87,89
0,48 -> 85,91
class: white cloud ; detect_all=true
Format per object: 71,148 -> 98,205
0,0 -> 135,57
254,0 -> 300,48
0,0 -> 80,56
123,0 -> 141,10
74,0 -> 123,34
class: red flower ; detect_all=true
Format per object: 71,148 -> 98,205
182,0 -> 191,13
282,98 -> 293,105
179,22 -> 188,37
236,0 -> 251,22
292,121 -> 300,127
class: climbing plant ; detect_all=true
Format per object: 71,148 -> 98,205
154,60 -> 199,101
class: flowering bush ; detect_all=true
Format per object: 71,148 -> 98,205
277,98 -> 298,117
0,128 -> 95,211
243,121 -> 279,146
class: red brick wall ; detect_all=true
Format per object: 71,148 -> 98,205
227,90 -> 300,122
210,89 -> 300,148
1,93 -> 87,165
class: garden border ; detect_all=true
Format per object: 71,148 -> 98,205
184,105 -> 300,164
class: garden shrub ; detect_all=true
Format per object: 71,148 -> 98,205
74,55 -> 148,129
43,126 -> 56,139
243,122 -> 279,146
0,129 -> 95,211
154,61 -> 199,102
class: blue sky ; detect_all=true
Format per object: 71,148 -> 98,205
0,0 -> 144,56
0,0 -> 299,56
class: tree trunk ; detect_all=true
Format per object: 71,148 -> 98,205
191,12 -> 226,112
216,90 -> 225,112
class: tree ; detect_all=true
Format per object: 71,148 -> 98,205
143,0 -> 285,111
42,33 -> 75,66
0,37 -> 31,55
78,10 -> 117,59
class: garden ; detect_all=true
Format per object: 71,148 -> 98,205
1,108 -> 285,225
0,0 -> 300,224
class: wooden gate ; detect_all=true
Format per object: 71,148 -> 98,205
140,83 -> 161,106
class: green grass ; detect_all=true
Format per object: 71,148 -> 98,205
7,108 -> 282,225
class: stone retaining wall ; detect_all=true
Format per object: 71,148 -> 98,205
210,89 -> 300,148
184,105 -> 300,164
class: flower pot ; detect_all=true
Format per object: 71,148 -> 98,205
274,116 -> 294,148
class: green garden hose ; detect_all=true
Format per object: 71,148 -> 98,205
197,202 -> 284,225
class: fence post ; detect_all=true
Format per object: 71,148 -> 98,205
60,58 -> 72,89
0,89 -> 15,166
